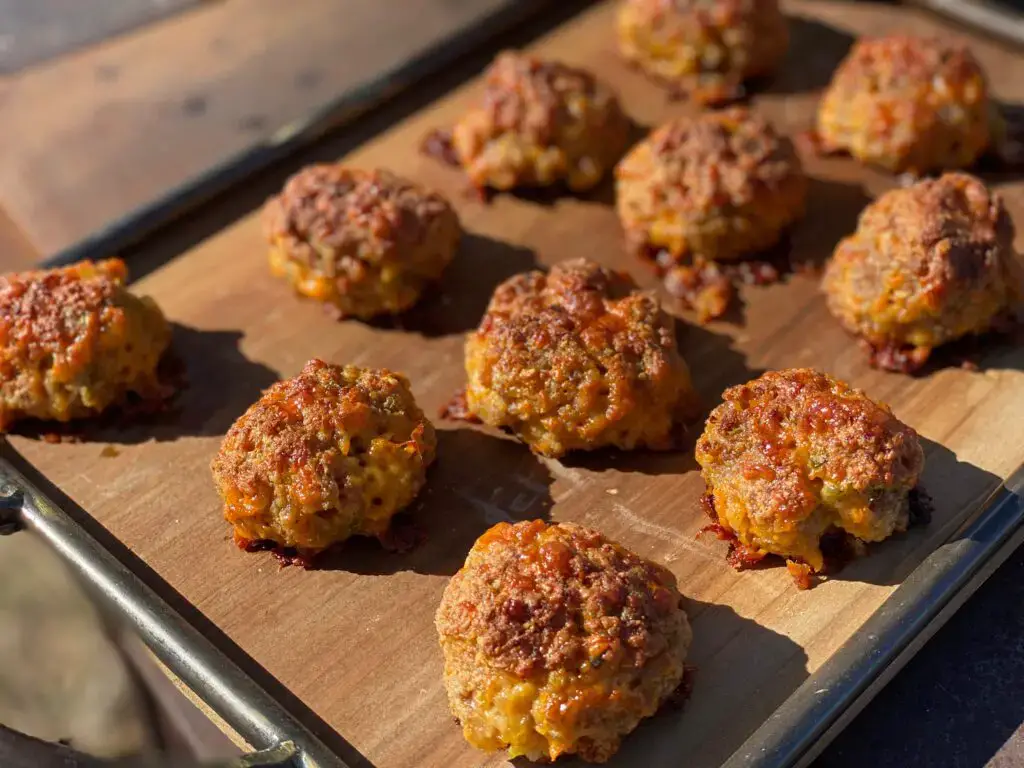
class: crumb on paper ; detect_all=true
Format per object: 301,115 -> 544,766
100,445 -> 120,458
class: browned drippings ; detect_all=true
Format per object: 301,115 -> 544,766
234,536 -> 316,569
639,238 -> 800,322
420,128 -> 460,167
796,128 -> 829,156
440,389 -> 480,422
665,664 -> 698,710
786,561 -> 815,590
664,263 -> 735,323
377,515 -> 426,554
909,485 -> 934,527
865,340 -> 932,373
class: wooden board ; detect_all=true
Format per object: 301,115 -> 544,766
0,0 -> 200,74
0,0 -> 515,258
9,1 -> 1024,766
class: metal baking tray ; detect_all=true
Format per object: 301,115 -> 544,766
3,2 -> 1023,767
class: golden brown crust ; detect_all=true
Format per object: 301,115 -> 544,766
263,166 -> 461,319
462,258 -> 700,457
617,0 -> 788,104
452,51 -> 630,191
695,369 -> 924,572
211,359 -> 436,553
616,108 -> 807,263
817,36 -> 991,174
0,259 -> 171,430
436,520 -> 691,762
823,172 -> 1019,368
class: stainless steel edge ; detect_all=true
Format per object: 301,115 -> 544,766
723,467 -> 1024,768
38,0 -> 564,270
0,441 -> 343,768
908,0 -> 1024,47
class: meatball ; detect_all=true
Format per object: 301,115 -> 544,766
616,108 -> 807,264
451,51 -> 631,192
823,172 -> 1019,371
617,0 -> 789,104
211,359 -> 436,555
263,166 -> 461,319
817,36 -> 991,175
436,520 -> 692,763
461,258 -> 700,458
696,369 -> 925,578
0,259 -> 170,431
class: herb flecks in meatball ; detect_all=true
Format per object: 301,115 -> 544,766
823,172 -> 1019,371
817,36 -> 991,175
263,166 -> 461,319
0,259 -> 171,431
437,520 -> 692,762
617,0 -> 788,104
617,108 -> 807,266
461,258 -> 700,458
211,359 -> 436,557
696,369 -> 925,584
450,51 -> 630,192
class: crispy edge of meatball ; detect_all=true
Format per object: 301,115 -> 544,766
451,51 -> 631,192
822,172 -> 1020,368
463,258 -> 701,458
816,36 -> 991,175
616,107 -> 808,264
616,0 -> 789,104
0,258 -> 171,430
210,359 -> 437,553
263,165 -> 461,319
436,519 -> 692,762
695,368 -> 925,573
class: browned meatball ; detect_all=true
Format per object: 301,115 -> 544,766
211,359 -> 436,555
823,172 -> 1019,371
0,259 -> 171,431
817,36 -> 991,175
695,369 -> 924,582
451,51 -> 631,192
263,166 -> 461,319
616,108 -> 807,264
461,258 -> 700,458
617,0 -> 789,104
436,519 -> 692,762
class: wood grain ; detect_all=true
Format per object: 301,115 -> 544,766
8,2 -> 1024,767
0,0 -> 512,258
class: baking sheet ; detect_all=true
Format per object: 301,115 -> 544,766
8,1 -> 1024,767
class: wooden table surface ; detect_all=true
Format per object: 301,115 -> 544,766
1,2 -> 1022,767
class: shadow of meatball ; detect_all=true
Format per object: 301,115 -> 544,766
769,15 -> 855,95
893,321 -> 1024,376
9,323 -> 278,445
674,319 -> 766,408
370,233 -> 537,338
788,177 -> 873,273
558,446 -> 699,478
973,99 -> 1024,184
595,598 -> 809,768
828,437 -> 1003,587
312,427 -> 553,576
